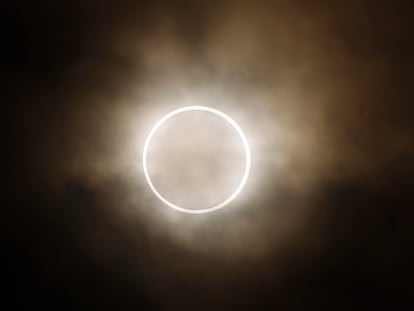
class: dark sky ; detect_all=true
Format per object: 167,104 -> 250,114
3,1 -> 414,310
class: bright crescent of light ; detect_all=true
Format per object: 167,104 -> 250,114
143,106 -> 251,214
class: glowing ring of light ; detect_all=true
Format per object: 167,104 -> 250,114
143,106 -> 251,214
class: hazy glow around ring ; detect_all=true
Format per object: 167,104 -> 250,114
143,106 -> 251,214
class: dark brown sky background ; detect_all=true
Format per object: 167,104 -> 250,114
3,0 -> 414,310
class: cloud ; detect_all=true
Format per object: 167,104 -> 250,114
4,0 -> 413,309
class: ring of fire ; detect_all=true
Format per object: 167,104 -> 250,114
143,106 -> 251,214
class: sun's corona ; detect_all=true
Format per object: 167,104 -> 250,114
143,106 -> 251,214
